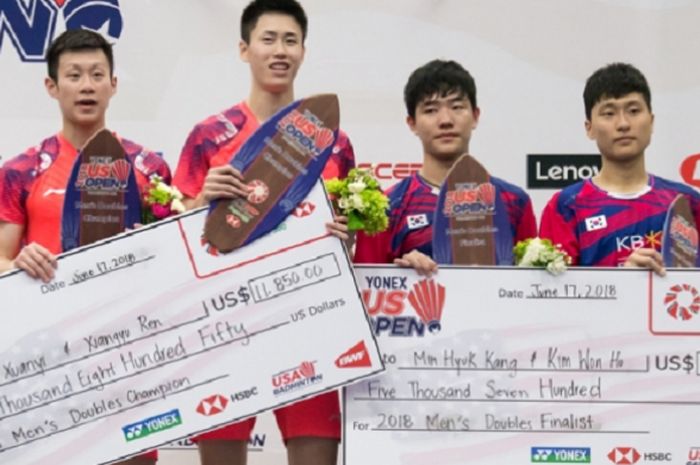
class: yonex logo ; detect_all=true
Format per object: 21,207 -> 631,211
122,409 -> 182,442
531,447 -> 591,463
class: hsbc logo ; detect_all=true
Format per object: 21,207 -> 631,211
196,394 -> 229,417
680,153 -> 700,188
0,0 -> 123,62
357,162 -> 421,182
527,154 -> 601,189
231,387 -> 258,402
292,201 -> 315,218
607,448 -> 671,464
608,447 -> 641,464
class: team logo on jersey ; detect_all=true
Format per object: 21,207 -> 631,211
665,283 -> 700,321
407,214 -> 429,230
363,276 -> 445,337
0,0 -> 123,63
584,214 -> 607,232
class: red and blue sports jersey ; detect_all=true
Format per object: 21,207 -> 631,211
539,175 -> 700,266
354,173 -> 537,263
174,101 -> 355,199
0,133 -> 171,254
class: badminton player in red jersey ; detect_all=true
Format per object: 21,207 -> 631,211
173,1 -> 355,464
0,29 -> 170,465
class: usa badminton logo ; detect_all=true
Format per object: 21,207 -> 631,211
0,0 -> 123,63
363,276 -> 445,337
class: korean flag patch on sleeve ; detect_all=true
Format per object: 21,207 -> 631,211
407,213 -> 429,230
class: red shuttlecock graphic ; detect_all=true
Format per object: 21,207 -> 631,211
477,182 -> 496,206
665,283 -> 700,321
299,361 -> 316,378
408,279 -> 446,333
111,159 -> 130,184
314,128 -> 334,151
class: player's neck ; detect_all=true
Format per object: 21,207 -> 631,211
593,156 -> 648,194
247,86 -> 295,123
420,151 -> 464,187
61,120 -> 105,151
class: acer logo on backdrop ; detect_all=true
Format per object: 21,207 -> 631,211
357,162 -> 421,181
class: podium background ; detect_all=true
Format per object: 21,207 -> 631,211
1,1 -> 700,464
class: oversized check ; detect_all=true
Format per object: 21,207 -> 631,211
0,183 -> 383,465
345,266 -> 700,465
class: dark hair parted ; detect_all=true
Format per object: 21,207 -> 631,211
583,63 -> 651,120
46,29 -> 114,82
241,0 -> 308,44
404,59 -> 477,119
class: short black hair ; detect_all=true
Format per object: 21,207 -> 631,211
583,62 -> 651,120
46,29 -> 114,82
241,0 -> 308,44
403,59 -> 477,119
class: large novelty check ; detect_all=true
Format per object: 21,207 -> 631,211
345,266 -> 700,465
0,183 -> 382,465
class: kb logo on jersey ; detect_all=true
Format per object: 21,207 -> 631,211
0,0 -> 123,62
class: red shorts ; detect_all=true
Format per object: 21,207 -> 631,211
194,391 -> 340,442
138,451 -> 158,461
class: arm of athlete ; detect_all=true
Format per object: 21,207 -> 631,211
623,248 -> 666,276
182,165 -> 251,210
0,222 -> 57,282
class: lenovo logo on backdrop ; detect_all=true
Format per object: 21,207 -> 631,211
527,154 -> 601,189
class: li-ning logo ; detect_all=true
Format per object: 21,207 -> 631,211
0,0 -> 123,63
670,215 -> 699,255
665,283 -> 700,321
75,158 -> 130,191
442,182 -> 495,216
276,109 -> 334,158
